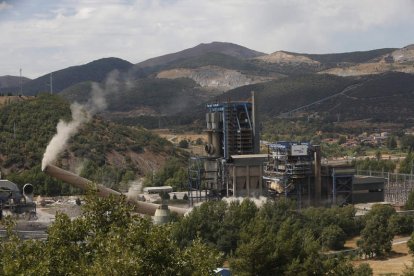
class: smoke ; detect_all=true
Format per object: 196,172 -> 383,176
222,196 -> 269,208
41,71 -> 120,170
126,179 -> 144,201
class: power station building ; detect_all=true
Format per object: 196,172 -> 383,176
188,93 -> 385,207
188,93 -> 267,203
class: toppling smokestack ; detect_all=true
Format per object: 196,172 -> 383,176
42,164 -> 187,216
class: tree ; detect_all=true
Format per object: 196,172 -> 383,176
338,135 -> 347,145
229,199 -> 358,275
406,190 -> 414,210
401,135 -> 414,151
0,194 -> 223,275
387,136 -> 397,150
173,200 -> 228,249
353,263 -> 373,276
407,232 -> 414,255
399,152 -> 414,174
320,224 -> 346,250
216,199 -> 258,254
178,139 -> 189,148
144,158 -> 188,191
389,214 -> 414,235
375,150 -> 382,161
357,204 -> 396,257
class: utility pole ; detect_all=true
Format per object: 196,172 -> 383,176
19,68 -> 23,96
50,73 -> 53,94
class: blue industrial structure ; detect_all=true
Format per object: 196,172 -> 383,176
188,94 -> 261,204
205,101 -> 257,160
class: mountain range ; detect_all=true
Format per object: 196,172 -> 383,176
2,41 -> 414,127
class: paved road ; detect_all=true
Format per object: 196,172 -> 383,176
327,236 -> 411,256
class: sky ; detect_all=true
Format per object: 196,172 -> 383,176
1,0 -> 414,78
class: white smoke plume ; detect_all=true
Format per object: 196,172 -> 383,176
126,179 -> 144,201
222,196 -> 269,208
41,71 -> 119,170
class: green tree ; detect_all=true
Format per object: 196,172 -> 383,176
387,136 -> 397,150
375,150 -> 382,161
320,224 -> 346,250
389,214 -> 414,234
399,152 -> 414,174
407,232 -> 414,255
357,204 -> 396,257
401,135 -> 414,151
229,199 -> 356,275
216,199 -> 258,254
338,135 -> 347,145
405,190 -> 414,210
0,194 -> 222,275
353,263 -> 373,276
173,200 -> 228,249
178,139 -> 189,148
144,158 -> 188,191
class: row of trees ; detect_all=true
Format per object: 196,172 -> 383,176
143,158 -> 188,191
173,199 -> 377,275
6,193 -> 414,274
0,195 -> 222,275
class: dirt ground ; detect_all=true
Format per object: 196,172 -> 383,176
151,129 -> 207,155
151,129 -> 207,143
353,239 -> 413,275
0,95 -> 34,107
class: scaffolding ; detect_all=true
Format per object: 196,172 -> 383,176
190,97 -> 259,203
187,156 -> 221,206
332,169 -> 353,205
263,142 -> 313,208
207,102 -> 255,159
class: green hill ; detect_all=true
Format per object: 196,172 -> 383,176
220,74 -> 358,116
3,42 -> 412,132
21,58 -> 133,96
0,75 -> 31,90
0,94 -> 182,195
217,72 -> 414,123
297,48 -> 396,64
312,72 -> 414,122
136,41 -> 265,68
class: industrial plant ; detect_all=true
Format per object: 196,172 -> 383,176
0,92 -> 392,224
0,180 -> 36,219
188,92 -> 385,208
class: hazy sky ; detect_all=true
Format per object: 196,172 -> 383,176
1,0 -> 413,78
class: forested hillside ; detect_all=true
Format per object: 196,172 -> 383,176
300,48 -> 396,64
0,94 -> 184,195
5,58 -> 133,96
3,42 -> 414,131
135,41 -> 265,68
0,75 -> 31,89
